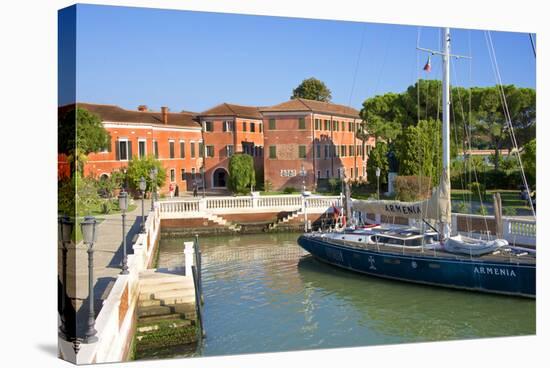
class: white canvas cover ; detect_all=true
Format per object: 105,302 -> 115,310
352,169 -> 451,224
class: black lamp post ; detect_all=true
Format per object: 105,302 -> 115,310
139,176 -> 146,233
81,216 -> 98,343
118,190 -> 129,275
149,167 -> 157,211
58,215 -> 73,340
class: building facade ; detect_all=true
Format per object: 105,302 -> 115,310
260,98 -> 375,191
197,103 -> 264,189
63,98 -> 375,194
76,103 -> 204,194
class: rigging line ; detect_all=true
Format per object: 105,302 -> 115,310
529,33 -> 536,58
485,31 -> 536,219
452,57 -> 489,234
373,29 -> 393,96
347,24 -> 367,107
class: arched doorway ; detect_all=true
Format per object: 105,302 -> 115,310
212,168 -> 228,188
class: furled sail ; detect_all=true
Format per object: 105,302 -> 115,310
352,169 -> 451,223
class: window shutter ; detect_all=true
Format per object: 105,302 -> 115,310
128,141 -> 133,159
115,140 -> 120,160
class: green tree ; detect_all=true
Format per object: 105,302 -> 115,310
367,141 -> 389,186
228,154 -> 256,194
522,138 -> 536,182
126,155 -> 166,193
394,119 -> 442,186
59,107 -> 111,174
360,93 -> 403,142
291,77 -> 332,102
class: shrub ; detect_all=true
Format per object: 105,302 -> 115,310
328,178 -> 340,193
283,187 -> 297,194
101,200 -> 113,214
477,206 -> 489,216
468,182 -> 486,201
502,207 -> 517,216
228,154 -> 256,194
394,176 -> 431,202
454,201 -> 469,214
126,155 -> 166,193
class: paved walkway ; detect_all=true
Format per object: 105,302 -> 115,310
61,203 -> 145,336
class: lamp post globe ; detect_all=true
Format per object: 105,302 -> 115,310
81,216 -> 98,343
118,190 -> 129,275
139,176 -> 146,233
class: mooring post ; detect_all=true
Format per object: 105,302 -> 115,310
184,241 -> 194,277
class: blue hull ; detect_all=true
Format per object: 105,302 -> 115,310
298,235 -> 535,298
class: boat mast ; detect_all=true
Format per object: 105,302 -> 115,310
441,27 -> 451,239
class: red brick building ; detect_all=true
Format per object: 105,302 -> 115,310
76,103 -> 204,194
198,103 -> 264,189
260,98 -> 375,191
61,98 -> 374,194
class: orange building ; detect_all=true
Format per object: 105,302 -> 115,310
260,98 -> 375,191
198,103 -> 264,189
76,103 -> 204,194
61,98 -> 375,194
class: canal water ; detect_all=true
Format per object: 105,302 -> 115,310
158,233 -> 535,358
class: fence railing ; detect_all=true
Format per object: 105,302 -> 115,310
159,194 -> 342,218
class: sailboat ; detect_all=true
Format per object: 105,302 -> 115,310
297,28 -> 536,298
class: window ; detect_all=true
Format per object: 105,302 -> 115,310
117,139 -> 129,161
204,121 -> 213,132
153,140 -> 159,158
206,145 -> 215,158
298,117 -> 306,130
349,145 -> 355,156
138,139 -> 146,158
269,145 -> 277,159
315,119 -> 320,130
341,145 -> 347,157
190,142 -> 196,158
169,140 -> 175,159
316,144 -> 321,158
349,121 -> 353,131
317,170 -> 321,179
355,167 -> 359,178
259,123 -> 263,133
181,168 -> 186,181
243,121 -> 247,132
324,119 -> 330,130
337,168 -> 341,178
198,142 -> 204,158
223,120 -> 234,132
326,169 -> 330,178
180,140 -> 185,158
250,122 -> 255,132
226,145 -> 234,157
324,145 -> 329,159
170,168 -> 175,182
269,118 -> 276,130
299,145 -> 306,159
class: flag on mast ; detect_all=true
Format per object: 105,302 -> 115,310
423,56 -> 432,72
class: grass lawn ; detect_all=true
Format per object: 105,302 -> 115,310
451,189 -> 531,214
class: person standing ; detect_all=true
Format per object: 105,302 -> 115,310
193,180 -> 198,198
169,183 -> 174,198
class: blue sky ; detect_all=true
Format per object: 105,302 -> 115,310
59,4 -> 536,112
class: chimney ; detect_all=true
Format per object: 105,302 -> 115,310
161,106 -> 168,124
137,105 -> 148,112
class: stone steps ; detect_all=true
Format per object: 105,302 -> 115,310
140,280 -> 194,294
